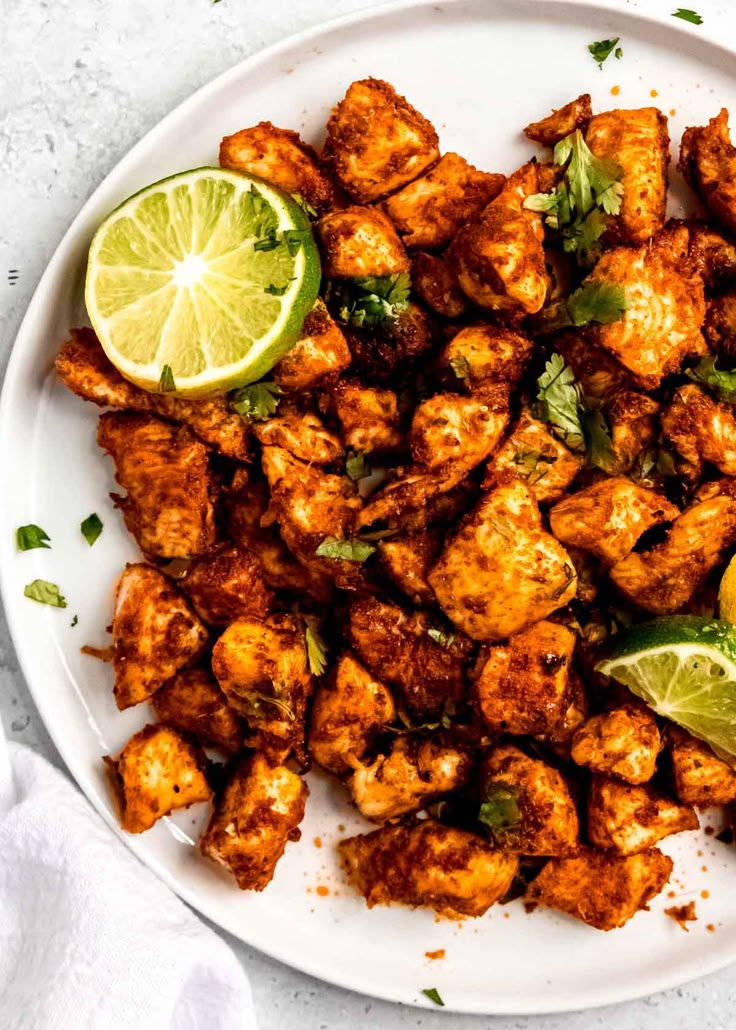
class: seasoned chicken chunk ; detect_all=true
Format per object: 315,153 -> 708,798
152,668 -> 244,753
345,301 -> 433,383
526,847 -> 673,930
105,725 -> 211,834
356,464 -> 474,533
348,736 -> 473,821
308,652 -> 396,776
668,726 -> 736,807
200,753 -> 307,890
603,391 -> 660,475
339,820 -> 519,917
585,108 -> 669,245
382,152 -> 504,249
571,702 -> 661,784
317,205 -> 409,279
680,109 -> 736,235
324,78 -> 440,203
704,290 -> 736,363
219,120 -> 334,213
483,410 -> 584,503
662,218 -> 736,288
272,300 -> 351,392
179,545 -> 273,626
253,405 -> 343,466
378,529 -> 441,607
449,163 -> 549,316
111,563 -> 208,710
583,243 -> 705,389
347,597 -> 471,718
555,331 -> 632,401
411,251 -> 467,318
428,480 -> 577,641
410,393 -> 507,471
587,776 -> 698,855
330,380 -> 402,453
549,478 -> 677,566
524,93 -> 592,147
609,478 -> 736,614
98,412 -> 217,559
55,328 -> 251,462
661,384 -> 736,477
473,621 -> 576,737
478,745 -> 579,856
211,613 -> 313,760
439,323 -> 533,396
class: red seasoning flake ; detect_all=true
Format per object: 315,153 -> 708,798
707,924 -> 715,933
425,949 -> 446,961
316,885 -> 330,898
665,900 -> 697,931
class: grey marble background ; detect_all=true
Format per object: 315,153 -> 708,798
1,0 -> 735,1026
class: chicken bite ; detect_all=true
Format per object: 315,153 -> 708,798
308,652 -> 396,776
482,410 -> 584,504
587,776 -> 698,855
98,412 -> 218,559
200,753 -> 307,890
410,393 -> 507,471
253,405 -> 343,466
345,301 -> 434,383
555,331 -> 633,401
525,847 -> 673,930
378,529 -> 441,607
668,726 -> 736,807
524,93 -> 593,147
219,120 -> 334,213
680,109 -> 736,236
478,744 -> 579,856
382,152 -> 504,249
411,251 -> 467,318
339,820 -> 519,918
704,290 -> 736,363
152,668 -> 245,753
438,323 -> 533,397
105,725 -> 211,834
603,391 -> 660,475
662,218 -> 736,289
428,480 -> 577,642
179,545 -> 274,626
473,620 -> 576,737
571,702 -> 661,784
111,563 -> 209,710
317,205 -> 409,279
661,384 -> 736,477
272,300 -> 351,392
324,78 -> 440,203
329,379 -> 402,453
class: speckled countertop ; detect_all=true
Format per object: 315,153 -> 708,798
1,0 -> 735,1026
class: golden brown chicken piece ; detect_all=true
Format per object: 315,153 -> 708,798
272,300 -> 352,392
377,529 -> 441,607
111,563 -> 209,710
571,702 -> 661,785
473,621 -> 576,738
549,477 -> 677,566
428,480 -> 577,642
583,243 -> 705,389
482,410 -> 584,504
345,301 -> 434,383
668,726 -> 736,807
411,251 -> 467,318
152,668 -> 245,753
479,745 -> 579,856
211,613 -> 313,761
382,152 -> 505,249
524,93 -> 593,147
55,329 -> 251,462
585,108 -> 669,245
449,163 -> 549,316
98,412 -> 217,559
219,121 -> 334,213
179,545 -> 274,625
200,753 -> 307,891
410,393 -> 507,471
555,331 -> 632,401
661,384 -> 736,477
587,776 -> 698,856
324,78 -> 440,203
356,464 -> 471,533
661,218 -> 736,288
308,652 -> 396,776
603,391 -> 660,475
609,478 -> 736,614
253,405 -> 343,466
329,380 -> 402,454
348,736 -> 473,821
438,323 -> 533,397
347,597 -> 471,718
680,109 -> 736,235
317,205 -> 409,279
339,820 -> 519,917
704,290 -> 736,363
105,725 -> 211,834
526,847 -> 673,930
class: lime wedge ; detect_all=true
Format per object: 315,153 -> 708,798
719,556 -> 736,624
595,616 -> 736,761
85,167 -> 321,396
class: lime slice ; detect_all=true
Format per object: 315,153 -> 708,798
85,167 -> 321,396
719,556 -> 736,624
595,615 -> 736,761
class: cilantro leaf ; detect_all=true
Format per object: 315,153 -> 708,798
24,579 -> 67,608
327,272 -> 410,328
534,353 -> 586,453
449,355 -> 471,380
588,37 -> 620,68
687,356 -> 736,403
614,46 -> 623,59
231,381 -> 282,422
512,450 -> 556,486
253,231 -> 280,252
539,282 -> 627,333
292,193 -> 318,218
80,513 -> 103,547
70,614 -> 78,628
315,536 -> 376,562
16,525 -> 50,551
158,365 -> 176,393
305,619 -> 328,676
673,8 -> 702,25
422,988 -> 445,1008
283,229 -> 311,256
345,450 -> 371,481
584,408 -> 617,473
427,627 -> 456,647
478,784 -> 521,833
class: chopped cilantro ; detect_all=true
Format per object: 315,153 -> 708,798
158,364 -> 176,393
538,282 -> 628,332
231,381 -> 282,422
588,37 -> 621,68
292,194 -> 318,218
24,579 -> 67,608
16,525 -> 50,551
450,355 -> 471,380
427,628 -> 456,648
327,272 -> 411,328
305,620 -> 328,676
316,536 -> 376,562
70,614 -> 78,628
345,450 -> 371,481
422,988 -> 445,1007
512,450 -> 555,486
534,353 -> 616,471
80,513 -> 103,547
585,408 -> 617,472
264,279 -> 295,296
253,231 -> 280,252
614,46 -> 623,59
673,8 -> 702,25
283,228 -> 311,256
687,356 -> 736,403
478,784 -> 521,833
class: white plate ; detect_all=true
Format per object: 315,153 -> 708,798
2,0 -> 736,1014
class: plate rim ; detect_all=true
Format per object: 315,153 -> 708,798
2,0 -> 735,1014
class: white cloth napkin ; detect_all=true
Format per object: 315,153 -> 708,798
0,730 -> 257,1030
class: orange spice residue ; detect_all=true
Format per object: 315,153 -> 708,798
665,900 -> 697,932
701,865 -> 708,872
523,902 -> 538,914
701,889 -> 710,899
650,89 -> 659,98
425,949 -> 446,961
610,85 -> 620,96
503,912 -> 510,919
670,108 -> 677,117
667,890 -> 677,898
316,885 -> 330,898
313,836 -> 322,849
707,923 -> 715,932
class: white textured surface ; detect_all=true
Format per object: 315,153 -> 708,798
1,0 -> 735,1026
